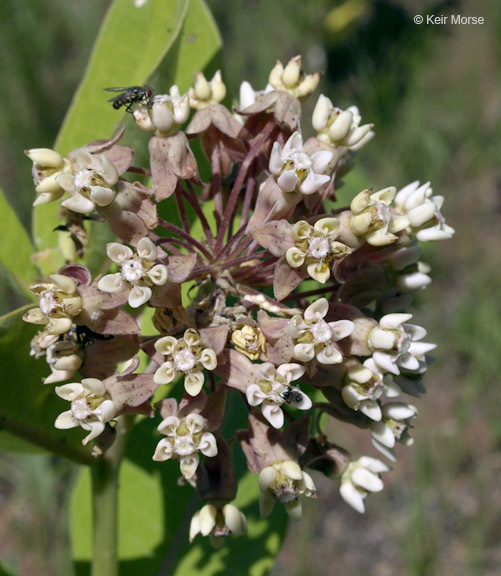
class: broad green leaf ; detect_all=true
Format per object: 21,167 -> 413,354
0,187 -> 39,300
0,559 -> 17,576
33,0 -> 222,273
0,431 -> 45,454
0,306 -> 93,464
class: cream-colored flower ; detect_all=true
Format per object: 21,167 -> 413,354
188,70 -> 226,109
312,96 -> 374,150
231,324 -> 266,360
288,298 -> 354,365
246,363 -> 311,429
56,149 -> 119,214
134,85 -> 190,135
189,503 -> 247,547
98,237 -> 168,308
370,402 -> 418,461
23,274 -> 82,335
368,313 -> 436,375
394,180 -> 455,241
350,187 -> 409,246
154,329 -> 217,396
152,413 -> 217,479
285,218 -> 351,283
258,460 -> 316,520
268,55 -> 320,99
269,132 -> 332,195
25,147 -> 70,206
340,456 -> 390,513
55,378 -> 117,445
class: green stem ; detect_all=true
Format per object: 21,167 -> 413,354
90,417 -> 132,576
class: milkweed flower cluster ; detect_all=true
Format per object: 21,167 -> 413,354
24,55 -> 453,545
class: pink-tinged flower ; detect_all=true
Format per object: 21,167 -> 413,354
259,460 -> 316,520
152,413 -> 217,479
340,456 -> 390,513
288,298 -> 354,364
189,503 -> 247,547
98,237 -> 168,308
285,218 -> 351,283
54,378 -> 117,445
56,149 -> 119,214
246,362 -> 311,429
370,402 -> 418,461
154,329 -> 217,396
269,132 -> 332,195
368,313 -> 436,375
23,274 -> 82,335
394,180 -> 455,241
312,95 -> 374,150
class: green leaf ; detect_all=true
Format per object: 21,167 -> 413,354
33,0 -> 222,272
0,187 -> 38,300
0,306 -> 93,464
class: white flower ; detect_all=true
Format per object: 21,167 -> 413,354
45,339 -> 83,384
154,329 -> 217,396
134,85 -> 190,135
189,503 -> 247,547
285,218 -> 351,283
269,132 -> 332,195
370,402 -> 418,461
98,237 -> 168,308
340,456 -> 390,513
350,187 -> 409,246
56,149 -> 119,214
368,313 -> 436,375
394,181 -> 455,241
313,95 -> 374,150
23,274 -> 82,335
387,246 -> 432,292
188,70 -> 226,109
268,55 -> 321,99
258,460 -> 316,520
238,81 -> 274,110
288,298 -> 354,365
230,324 -> 266,360
25,147 -> 70,206
152,413 -> 217,479
246,363 -> 311,429
54,378 -> 117,445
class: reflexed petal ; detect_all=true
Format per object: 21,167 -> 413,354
382,402 -> 417,420
281,460 -> 302,480
340,482 -> 365,513
96,399 -> 117,422
180,453 -> 199,479
100,154 -> 119,185
55,410 -> 79,429
258,467 -> 276,492
55,173 -> 76,192
284,499 -> 303,521
200,349 -> 217,370
371,421 -> 395,448
98,273 -> 127,294
199,432 -> 218,457
269,142 -> 284,175
379,313 -> 412,329
293,343 -> 315,362
55,383 -> 84,401
330,319 -> 355,341
128,285 -> 152,308
397,353 -> 420,371
47,317 -> 73,335
286,247 -> 306,268
154,336 -> 177,355
372,351 -> 400,375
316,344 -> 342,365
352,467 -> 384,492
23,308 -> 48,325
223,505 -> 245,536
82,378 -> 106,395
358,456 -> 391,474
300,172 -> 330,195
259,492 -> 275,518
81,421 -> 105,445
199,504 -> 217,536
189,511 -> 201,542
304,298 -> 328,321
371,437 -> 397,462
310,150 -> 333,174
359,400 -> 382,421
61,193 -> 96,214
277,170 -> 299,193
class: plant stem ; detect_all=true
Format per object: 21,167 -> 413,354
90,417 -> 132,576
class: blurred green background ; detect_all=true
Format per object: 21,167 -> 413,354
1,0 -> 500,574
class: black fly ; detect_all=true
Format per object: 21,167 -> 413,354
280,386 -> 303,405
104,85 -> 154,113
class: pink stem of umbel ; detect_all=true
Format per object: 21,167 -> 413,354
214,121 -> 277,255
182,182 -> 215,247
284,283 -> 338,302
157,219 -> 213,260
174,186 -> 190,233
211,144 -> 223,228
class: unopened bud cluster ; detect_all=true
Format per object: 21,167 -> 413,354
24,55 -> 453,544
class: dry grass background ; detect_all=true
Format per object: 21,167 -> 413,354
1,0 -> 500,574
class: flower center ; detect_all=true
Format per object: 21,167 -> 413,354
74,169 -> 95,191
122,258 -> 145,283
39,290 -> 59,316
173,348 -> 197,372
71,398 -> 91,421
174,435 -> 198,456
311,320 -> 333,344
308,236 -> 330,259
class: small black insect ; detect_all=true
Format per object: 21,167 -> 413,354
280,386 -> 303,404
104,85 -> 154,113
